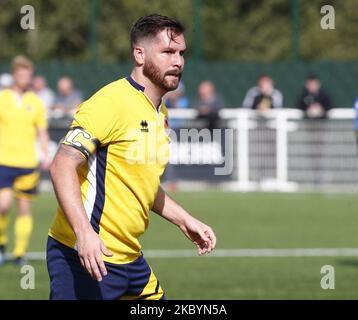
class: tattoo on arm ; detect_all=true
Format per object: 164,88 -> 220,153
57,144 -> 87,163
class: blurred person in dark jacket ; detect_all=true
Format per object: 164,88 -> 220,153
242,74 -> 283,111
193,80 -> 225,130
296,75 -> 331,119
297,75 -> 332,185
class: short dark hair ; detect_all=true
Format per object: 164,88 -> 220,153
257,73 -> 273,83
307,74 -> 319,81
130,14 -> 185,49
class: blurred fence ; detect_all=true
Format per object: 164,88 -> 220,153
44,108 -> 358,193
166,108 -> 358,192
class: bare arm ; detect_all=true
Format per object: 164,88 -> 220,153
152,186 -> 216,255
50,145 -> 90,235
50,144 -> 112,281
37,128 -> 50,170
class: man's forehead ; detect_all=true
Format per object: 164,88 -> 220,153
154,29 -> 186,48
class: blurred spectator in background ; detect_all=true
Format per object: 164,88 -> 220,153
353,96 -> 358,148
163,81 -> 189,193
297,75 -> 332,184
193,80 -> 225,130
52,76 -> 83,119
164,81 -> 189,110
242,74 -> 282,183
296,75 -> 331,119
32,75 -> 55,117
0,73 -> 14,91
242,74 -> 283,110
0,55 -> 49,265
164,81 -> 189,128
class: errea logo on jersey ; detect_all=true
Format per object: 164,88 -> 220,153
140,120 -> 149,133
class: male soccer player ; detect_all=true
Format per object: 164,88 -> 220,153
47,14 -> 216,300
0,56 -> 49,265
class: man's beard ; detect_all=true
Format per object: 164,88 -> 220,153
143,58 -> 181,92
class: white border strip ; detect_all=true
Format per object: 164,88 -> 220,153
144,248 -> 358,258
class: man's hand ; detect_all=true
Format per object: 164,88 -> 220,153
179,216 -> 216,256
75,227 -> 113,281
37,128 -> 50,170
152,187 -> 217,256
40,154 -> 51,171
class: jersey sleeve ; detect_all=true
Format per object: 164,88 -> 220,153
61,95 -> 120,159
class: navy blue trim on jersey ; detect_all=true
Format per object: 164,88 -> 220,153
90,146 -> 108,234
126,76 -> 145,92
126,76 -> 163,110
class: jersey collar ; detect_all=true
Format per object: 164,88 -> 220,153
126,75 -> 162,111
126,75 -> 145,92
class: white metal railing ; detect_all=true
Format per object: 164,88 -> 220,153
167,108 -> 358,192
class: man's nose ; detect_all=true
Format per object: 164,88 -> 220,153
172,54 -> 184,69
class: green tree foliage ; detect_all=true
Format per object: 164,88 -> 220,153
0,0 -> 89,61
98,0 -> 194,62
0,0 -> 356,62
201,0 -> 292,61
300,0 -> 358,60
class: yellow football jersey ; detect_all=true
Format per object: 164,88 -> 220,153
49,76 -> 171,264
0,89 -> 47,168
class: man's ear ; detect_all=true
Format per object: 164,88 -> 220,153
133,46 -> 145,65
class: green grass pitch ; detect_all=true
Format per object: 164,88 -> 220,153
1,191 -> 358,299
